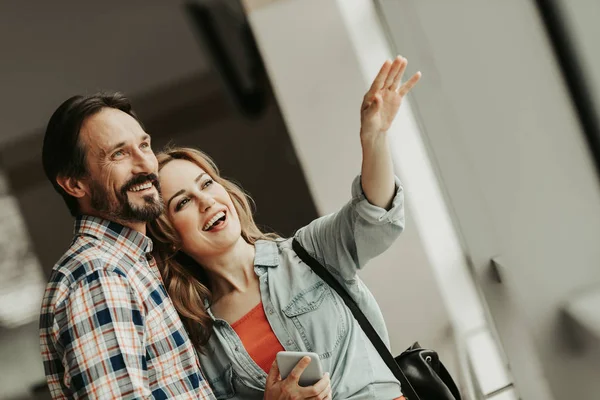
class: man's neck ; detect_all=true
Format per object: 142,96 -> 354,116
121,220 -> 147,235
80,211 -> 147,235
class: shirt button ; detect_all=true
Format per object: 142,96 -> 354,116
286,339 -> 293,346
145,253 -> 153,261
235,346 -> 240,352
267,308 -> 274,315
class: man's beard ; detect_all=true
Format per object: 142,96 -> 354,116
90,174 -> 164,223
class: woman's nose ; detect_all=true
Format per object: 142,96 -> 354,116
197,193 -> 216,212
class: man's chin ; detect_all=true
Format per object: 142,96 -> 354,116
127,187 -> 158,199
124,205 -> 163,223
119,196 -> 163,222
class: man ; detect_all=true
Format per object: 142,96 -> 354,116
39,93 -> 215,399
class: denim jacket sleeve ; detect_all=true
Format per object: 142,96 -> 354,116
294,175 -> 405,282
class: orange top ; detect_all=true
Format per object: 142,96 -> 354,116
232,302 -> 285,373
232,303 -> 406,400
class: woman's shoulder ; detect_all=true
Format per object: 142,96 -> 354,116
253,237 -> 292,269
255,236 -> 291,249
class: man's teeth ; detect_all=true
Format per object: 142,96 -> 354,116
204,211 -> 226,231
129,182 -> 153,192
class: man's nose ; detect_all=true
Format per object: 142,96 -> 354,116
131,148 -> 156,174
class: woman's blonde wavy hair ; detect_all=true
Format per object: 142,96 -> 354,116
148,146 -> 279,351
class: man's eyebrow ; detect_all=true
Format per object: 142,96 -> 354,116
108,141 -> 127,153
98,141 -> 126,158
99,134 -> 150,158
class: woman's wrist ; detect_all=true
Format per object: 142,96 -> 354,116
360,129 -> 388,150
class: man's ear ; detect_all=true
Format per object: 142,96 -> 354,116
56,175 -> 87,199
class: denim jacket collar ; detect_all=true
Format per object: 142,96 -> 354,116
254,240 -> 279,268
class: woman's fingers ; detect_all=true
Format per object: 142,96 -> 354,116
398,71 -> 422,96
386,56 -> 405,90
265,359 -> 281,388
306,372 -> 330,395
390,57 -> 408,91
305,376 -> 331,400
366,60 -> 392,100
304,373 -> 331,399
384,57 -> 401,88
363,56 -> 416,109
286,356 -> 311,385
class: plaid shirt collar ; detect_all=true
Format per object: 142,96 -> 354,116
74,215 -> 153,258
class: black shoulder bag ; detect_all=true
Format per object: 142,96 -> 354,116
292,239 -> 462,400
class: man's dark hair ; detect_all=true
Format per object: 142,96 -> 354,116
42,92 -> 143,217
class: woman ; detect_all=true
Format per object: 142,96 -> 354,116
149,56 -> 421,399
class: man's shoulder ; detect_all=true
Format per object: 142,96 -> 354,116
41,235 -> 139,318
48,235 -> 130,289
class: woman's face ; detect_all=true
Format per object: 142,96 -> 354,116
159,159 -> 242,259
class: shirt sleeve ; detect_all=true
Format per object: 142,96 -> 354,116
295,175 -> 405,282
54,268 -> 151,399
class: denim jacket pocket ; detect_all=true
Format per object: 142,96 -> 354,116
282,281 -> 348,358
207,363 -> 236,400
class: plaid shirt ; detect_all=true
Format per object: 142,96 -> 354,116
39,216 -> 215,399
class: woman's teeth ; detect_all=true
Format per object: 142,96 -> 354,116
204,211 -> 226,231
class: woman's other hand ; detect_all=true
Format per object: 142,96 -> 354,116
264,357 -> 332,400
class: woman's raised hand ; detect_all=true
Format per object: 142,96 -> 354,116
360,56 -> 421,141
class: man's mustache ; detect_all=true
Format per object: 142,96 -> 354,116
120,174 -> 160,195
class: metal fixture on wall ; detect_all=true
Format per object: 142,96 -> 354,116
185,0 -> 269,119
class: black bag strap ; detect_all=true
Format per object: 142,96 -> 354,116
292,239 -> 420,400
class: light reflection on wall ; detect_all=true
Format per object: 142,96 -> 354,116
0,170 -> 44,329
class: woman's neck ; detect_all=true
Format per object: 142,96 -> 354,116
194,238 -> 257,300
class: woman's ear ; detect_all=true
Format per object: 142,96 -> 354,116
56,175 -> 87,199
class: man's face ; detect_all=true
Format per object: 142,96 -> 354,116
79,108 -> 163,222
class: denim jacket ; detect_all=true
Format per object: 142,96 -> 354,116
199,175 -> 405,399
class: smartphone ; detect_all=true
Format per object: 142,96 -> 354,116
276,351 -> 324,387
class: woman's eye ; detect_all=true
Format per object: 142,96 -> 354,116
112,150 -> 125,158
175,198 -> 189,211
140,142 -> 151,149
202,179 -> 214,189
